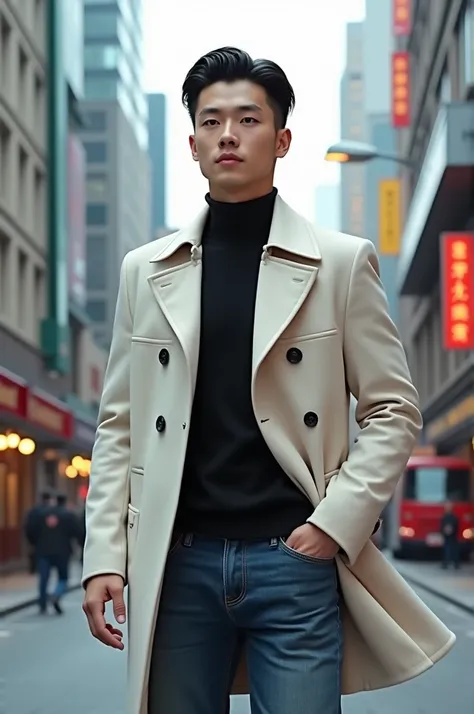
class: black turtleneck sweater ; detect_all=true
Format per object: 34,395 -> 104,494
175,188 -> 313,539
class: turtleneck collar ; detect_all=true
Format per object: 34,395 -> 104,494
203,188 -> 278,245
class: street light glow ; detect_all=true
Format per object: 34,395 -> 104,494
325,151 -> 350,163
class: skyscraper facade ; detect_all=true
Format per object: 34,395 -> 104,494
81,0 -> 150,349
339,22 -> 365,237
148,92 -> 167,239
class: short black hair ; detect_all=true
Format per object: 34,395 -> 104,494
182,46 -> 295,129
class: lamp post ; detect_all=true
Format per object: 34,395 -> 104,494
324,140 -> 415,168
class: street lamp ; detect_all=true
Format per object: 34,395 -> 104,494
324,140 -> 414,168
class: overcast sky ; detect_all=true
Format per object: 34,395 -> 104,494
143,0 -> 365,228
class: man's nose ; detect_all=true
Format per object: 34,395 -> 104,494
218,123 -> 240,148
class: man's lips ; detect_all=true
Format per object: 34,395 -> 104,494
216,154 -> 243,163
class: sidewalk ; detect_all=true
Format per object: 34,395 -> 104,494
393,557 -> 474,614
0,560 -> 82,617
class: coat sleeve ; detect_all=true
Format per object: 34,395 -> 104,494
307,239 -> 422,565
81,252 -> 133,587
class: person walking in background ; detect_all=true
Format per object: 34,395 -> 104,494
25,492 -> 80,614
82,47 -> 455,714
440,501 -> 460,569
24,491 -> 52,574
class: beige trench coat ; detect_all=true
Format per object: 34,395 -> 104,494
82,196 -> 455,714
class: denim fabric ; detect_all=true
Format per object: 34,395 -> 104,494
148,534 -> 342,714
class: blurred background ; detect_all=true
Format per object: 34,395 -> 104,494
0,1 -> 473,713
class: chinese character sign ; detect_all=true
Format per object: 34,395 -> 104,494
393,0 -> 411,36
391,52 -> 410,128
379,179 -> 401,255
441,233 -> 474,350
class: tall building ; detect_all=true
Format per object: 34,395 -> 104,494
397,0 -> 474,466
148,93 -> 167,240
339,22 -> 365,237
361,0 -> 399,321
314,184 -> 340,231
0,0 -> 105,572
81,0 -> 150,349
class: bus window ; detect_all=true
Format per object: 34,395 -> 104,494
404,468 -> 470,503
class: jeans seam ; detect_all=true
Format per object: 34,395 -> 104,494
223,542 -> 247,610
226,544 -> 247,607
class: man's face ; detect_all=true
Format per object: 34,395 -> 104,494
189,80 -> 291,201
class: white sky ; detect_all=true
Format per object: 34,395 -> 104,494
143,0 -> 366,228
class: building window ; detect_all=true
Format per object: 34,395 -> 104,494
18,249 -> 28,330
84,10 -> 118,38
84,45 -> 120,71
18,45 -> 29,114
34,72 -> 45,140
0,119 -> 11,201
34,167 -> 45,239
87,299 -> 107,323
0,13 -> 12,98
87,173 -> 107,200
85,76 -> 118,100
0,231 -> 10,316
18,146 -> 29,223
86,203 -> 108,226
83,111 -> 107,132
83,141 -> 107,163
86,235 -> 106,289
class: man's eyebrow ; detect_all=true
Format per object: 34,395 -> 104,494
198,103 -> 263,117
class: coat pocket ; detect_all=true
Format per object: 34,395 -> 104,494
127,504 -> 140,573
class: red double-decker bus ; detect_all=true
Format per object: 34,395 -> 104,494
383,455 -> 474,559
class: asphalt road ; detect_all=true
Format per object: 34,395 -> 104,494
1,583 -> 473,714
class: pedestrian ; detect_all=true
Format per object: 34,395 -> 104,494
82,47 -> 455,714
440,501 -> 460,569
24,490 -> 51,575
25,491 -> 80,614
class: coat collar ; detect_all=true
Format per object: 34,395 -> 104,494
149,195 -> 322,264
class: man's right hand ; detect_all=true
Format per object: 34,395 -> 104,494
83,574 -> 126,650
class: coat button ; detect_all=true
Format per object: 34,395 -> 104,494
286,347 -> 302,364
303,411 -> 318,428
158,348 -> 169,366
155,415 -> 166,432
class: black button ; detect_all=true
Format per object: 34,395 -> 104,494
303,411 -> 318,428
155,415 -> 166,433
158,348 -> 169,366
286,347 -> 302,364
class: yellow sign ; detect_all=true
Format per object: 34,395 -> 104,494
378,179 -> 401,255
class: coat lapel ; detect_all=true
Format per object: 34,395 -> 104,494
252,196 -> 321,374
147,208 -> 207,388
145,196 -> 322,386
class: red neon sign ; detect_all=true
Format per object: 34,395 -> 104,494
441,233 -> 474,350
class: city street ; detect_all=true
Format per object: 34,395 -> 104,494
2,582 -> 473,714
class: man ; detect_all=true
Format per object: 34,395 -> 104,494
26,492 -> 79,614
24,490 -> 51,576
440,501 -> 460,569
82,47 -> 455,714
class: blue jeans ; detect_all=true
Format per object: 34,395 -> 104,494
37,555 -> 68,611
442,538 -> 460,568
148,534 -> 342,714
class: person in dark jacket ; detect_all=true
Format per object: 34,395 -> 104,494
440,502 -> 460,570
25,492 -> 81,614
24,491 -> 52,573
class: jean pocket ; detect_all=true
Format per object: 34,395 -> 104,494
278,538 -> 335,565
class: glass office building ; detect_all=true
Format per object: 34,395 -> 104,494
83,0 -> 148,149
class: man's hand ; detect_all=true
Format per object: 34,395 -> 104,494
83,574 -> 126,650
286,523 -> 339,559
